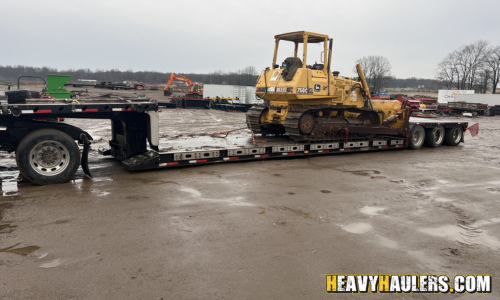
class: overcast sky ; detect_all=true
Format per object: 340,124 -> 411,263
2,0 -> 499,79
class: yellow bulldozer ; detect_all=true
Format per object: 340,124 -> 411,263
247,31 -> 410,142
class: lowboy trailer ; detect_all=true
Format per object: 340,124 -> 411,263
0,98 -> 472,185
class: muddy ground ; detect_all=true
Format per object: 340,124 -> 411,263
0,92 -> 499,299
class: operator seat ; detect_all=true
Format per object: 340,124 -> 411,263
281,57 -> 302,81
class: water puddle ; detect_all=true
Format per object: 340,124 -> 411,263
91,176 -> 114,182
343,170 -> 387,180
54,220 -> 70,224
0,243 -> 40,256
435,197 -> 453,202
39,259 -> 62,268
0,222 -> 17,233
360,206 -> 386,216
272,206 -> 314,219
179,187 -> 252,206
472,217 -> 500,228
376,235 -> 398,249
180,187 -> 202,197
0,201 -> 14,223
436,180 -> 450,184
349,170 -> 381,176
420,225 -> 471,244
419,224 -> 500,250
390,180 -> 404,184
407,250 -> 443,273
321,190 -> 331,193
92,190 -> 110,197
341,222 -> 373,234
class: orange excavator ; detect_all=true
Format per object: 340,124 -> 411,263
163,73 -> 203,97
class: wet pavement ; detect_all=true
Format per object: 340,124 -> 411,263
1,107 -> 500,299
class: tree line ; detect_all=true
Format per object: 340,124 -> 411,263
436,40 -> 500,93
0,64 -> 442,91
0,65 -> 259,87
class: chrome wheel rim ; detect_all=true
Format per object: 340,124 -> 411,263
434,128 -> 444,144
29,141 -> 70,176
452,128 -> 461,143
413,130 -> 423,145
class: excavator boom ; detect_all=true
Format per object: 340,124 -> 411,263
164,73 -> 202,97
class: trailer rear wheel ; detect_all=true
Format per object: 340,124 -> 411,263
16,129 -> 80,185
424,125 -> 445,148
409,125 -> 425,149
444,125 -> 462,146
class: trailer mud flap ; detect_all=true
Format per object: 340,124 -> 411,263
80,133 -> 92,178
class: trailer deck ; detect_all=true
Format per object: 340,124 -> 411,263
119,134 -> 407,171
117,116 -> 468,171
0,99 -> 472,184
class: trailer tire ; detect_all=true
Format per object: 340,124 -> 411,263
16,129 -> 80,185
409,125 -> 425,149
444,125 -> 462,146
424,125 -> 445,148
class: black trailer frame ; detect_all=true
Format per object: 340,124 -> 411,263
0,100 -> 470,185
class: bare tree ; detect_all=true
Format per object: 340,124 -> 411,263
485,45 -> 500,94
241,66 -> 257,76
436,52 -> 459,89
355,56 -> 392,93
476,69 -> 491,94
436,40 -> 489,91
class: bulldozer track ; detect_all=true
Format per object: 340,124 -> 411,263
284,106 -> 347,142
246,105 -> 285,135
247,105 -> 381,142
246,105 -> 267,133
284,106 -> 379,142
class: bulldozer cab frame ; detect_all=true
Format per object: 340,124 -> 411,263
255,31 -> 373,106
272,31 -> 331,74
